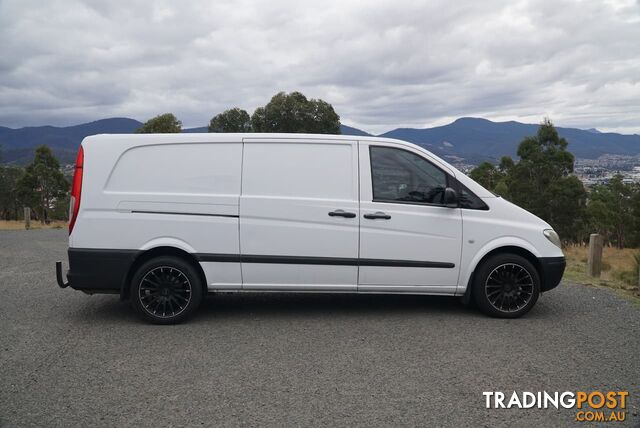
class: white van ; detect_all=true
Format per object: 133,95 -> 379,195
56,133 -> 565,323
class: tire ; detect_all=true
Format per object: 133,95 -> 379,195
130,256 -> 203,324
473,254 -> 540,318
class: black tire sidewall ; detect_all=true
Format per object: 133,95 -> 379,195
473,254 -> 540,318
130,256 -> 203,324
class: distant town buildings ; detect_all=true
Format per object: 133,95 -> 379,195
574,155 -> 640,186
446,154 -> 640,186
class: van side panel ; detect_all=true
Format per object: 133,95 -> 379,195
239,139 -> 360,290
71,139 -> 243,291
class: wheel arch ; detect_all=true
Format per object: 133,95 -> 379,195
462,244 -> 542,303
121,246 -> 208,300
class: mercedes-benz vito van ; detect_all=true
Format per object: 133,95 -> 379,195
56,133 -> 565,323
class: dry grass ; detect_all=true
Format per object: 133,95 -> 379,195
0,220 -> 66,230
564,244 -> 640,301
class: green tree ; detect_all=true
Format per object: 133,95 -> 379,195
17,145 -> 69,224
208,108 -> 251,132
251,91 -> 341,134
0,166 -> 25,220
629,184 -> 640,247
469,156 -> 513,197
498,156 -> 515,172
469,162 -> 502,190
502,119 -> 587,242
587,175 -> 635,248
546,175 -> 589,243
136,113 -> 182,133
586,198 -> 613,239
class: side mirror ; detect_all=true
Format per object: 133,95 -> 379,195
444,187 -> 459,208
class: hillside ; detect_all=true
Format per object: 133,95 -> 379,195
0,118 -> 142,164
381,118 -> 640,164
340,125 -> 372,136
0,117 -> 637,165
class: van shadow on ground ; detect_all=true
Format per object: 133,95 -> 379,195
75,291 -> 493,324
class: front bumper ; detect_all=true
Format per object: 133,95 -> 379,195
539,256 -> 566,291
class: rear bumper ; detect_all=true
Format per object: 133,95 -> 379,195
539,256 -> 566,292
56,248 -> 139,294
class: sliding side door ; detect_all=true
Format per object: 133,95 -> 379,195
240,138 -> 359,291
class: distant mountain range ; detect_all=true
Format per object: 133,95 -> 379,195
379,118 -> 640,164
0,117 -> 638,165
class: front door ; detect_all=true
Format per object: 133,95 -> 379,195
358,142 -> 462,294
240,138 -> 360,291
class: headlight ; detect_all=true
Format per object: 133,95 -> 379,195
543,229 -> 561,248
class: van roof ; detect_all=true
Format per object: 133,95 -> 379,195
82,132 -> 407,145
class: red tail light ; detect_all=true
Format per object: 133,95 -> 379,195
68,146 -> 84,234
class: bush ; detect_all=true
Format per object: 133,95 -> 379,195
615,270 -> 637,287
614,254 -> 639,287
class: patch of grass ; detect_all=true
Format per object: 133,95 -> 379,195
564,244 -> 640,302
0,220 -> 67,230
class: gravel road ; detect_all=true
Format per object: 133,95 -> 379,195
1,229 -> 638,427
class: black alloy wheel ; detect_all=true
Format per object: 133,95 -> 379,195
484,263 -> 535,313
130,256 -> 203,324
139,266 -> 192,319
473,254 -> 540,318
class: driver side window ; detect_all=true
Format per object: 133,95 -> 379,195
370,146 -> 447,204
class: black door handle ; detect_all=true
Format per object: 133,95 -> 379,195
364,212 -> 391,220
328,210 -> 356,218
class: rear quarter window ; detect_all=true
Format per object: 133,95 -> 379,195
105,143 -> 241,195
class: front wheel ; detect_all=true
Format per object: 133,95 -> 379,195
130,256 -> 203,324
473,254 -> 540,318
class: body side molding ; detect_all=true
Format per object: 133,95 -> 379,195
196,253 -> 454,268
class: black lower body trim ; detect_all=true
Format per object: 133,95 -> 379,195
66,248 -> 139,292
59,249 -> 455,295
195,253 -> 454,268
539,256 -> 566,291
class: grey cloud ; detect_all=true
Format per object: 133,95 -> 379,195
0,0 -> 638,134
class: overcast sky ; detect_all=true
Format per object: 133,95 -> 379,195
1,0 -> 639,134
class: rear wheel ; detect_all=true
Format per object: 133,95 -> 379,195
473,254 -> 540,318
130,256 -> 203,324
